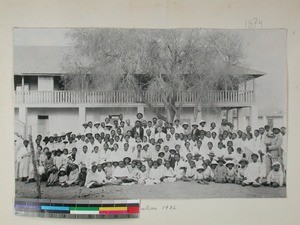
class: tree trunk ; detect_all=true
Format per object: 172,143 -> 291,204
164,104 -> 176,123
28,132 -> 41,199
193,100 -> 202,122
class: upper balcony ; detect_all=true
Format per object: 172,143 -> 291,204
14,90 -> 255,108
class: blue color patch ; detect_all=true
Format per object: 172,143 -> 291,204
41,206 -> 70,211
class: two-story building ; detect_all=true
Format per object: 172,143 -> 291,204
14,46 -> 266,138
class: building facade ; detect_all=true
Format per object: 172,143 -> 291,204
14,46 -> 267,138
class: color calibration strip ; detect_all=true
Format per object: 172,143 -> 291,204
14,198 -> 140,219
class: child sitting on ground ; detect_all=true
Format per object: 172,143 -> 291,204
104,161 -> 114,179
182,161 -> 196,182
85,164 -> 107,188
265,161 -> 284,188
46,167 -> 59,187
145,161 -> 162,185
137,165 -> 149,184
74,165 -> 87,186
194,165 -> 209,185
214,158 -> 227,183
235,159 -> 248,185
161,161 -> 176,183
242,153 -> 265,187
225,160 -> 236,183
66,163 -> 80,185
58,166 -> 69,187
203,161 -> 214,182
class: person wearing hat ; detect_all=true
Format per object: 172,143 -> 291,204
93,121 -> 101,135
191,122 -> 200,137
82,122 -> 88,134
220,119 -> 230,134
214,158 -> 227,183
242,153 -> 265,187
225,160 -> 236,183
46,166 -> 59,187
173,119 -> 184,134
265,161 -> 284,187
199,120 -> 207,131
236,158 -> 248,185
85,121 -> 93,134
58,166 -> 69,187
194,165 -> 209,184
209,159 -> 218,178
181,122 -> 190,135
202,161 -> 214,182
104,123 -> 113,135
46,135 -> 56,152
267,127 -> 283,166
207,151 -> 216,163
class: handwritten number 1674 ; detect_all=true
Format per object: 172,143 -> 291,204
245,17 -> 263,29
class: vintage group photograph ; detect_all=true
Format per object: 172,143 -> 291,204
14,28 -> 287,199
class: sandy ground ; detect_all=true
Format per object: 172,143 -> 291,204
15,181 -> 286,199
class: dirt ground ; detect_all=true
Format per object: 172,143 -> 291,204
15,181 -> 286,199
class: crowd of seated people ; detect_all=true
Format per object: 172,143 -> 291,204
15,113 -> 287,188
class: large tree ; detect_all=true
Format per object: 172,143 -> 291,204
62,28 -> 246,122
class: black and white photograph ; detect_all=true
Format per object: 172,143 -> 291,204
14,28 -> 287,199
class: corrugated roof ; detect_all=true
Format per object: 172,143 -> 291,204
14,46 -> 266,78
227,65 -> 266,78
14,46 -> 70,75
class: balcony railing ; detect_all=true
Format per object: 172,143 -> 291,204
14,90 -> 254,105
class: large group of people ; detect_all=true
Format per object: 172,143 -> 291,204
15,113 -> 287,189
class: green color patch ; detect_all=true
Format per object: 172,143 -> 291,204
70,207 -> 99,211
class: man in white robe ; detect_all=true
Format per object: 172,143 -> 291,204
17,140 -> 30,181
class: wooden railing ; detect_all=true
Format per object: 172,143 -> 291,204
14,90 -> 254,105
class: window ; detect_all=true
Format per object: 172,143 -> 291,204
267,118 -> 274,128
38,115 -> 49,120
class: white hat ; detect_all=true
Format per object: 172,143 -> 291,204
196,165 -> 205,170
272,161 -> 281,167
225,160 -> 235,166
199,120 -> 206,124
182,122 -> 189,126
192,123 -> 198,127
94,121 -> 100,125
210,160 -> 218,165
105,123 -> 113,127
